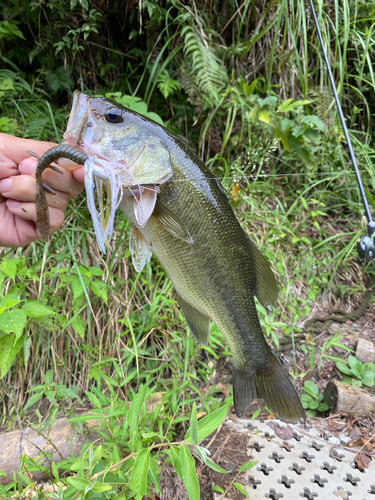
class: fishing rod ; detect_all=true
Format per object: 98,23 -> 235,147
308,0 -> 375,263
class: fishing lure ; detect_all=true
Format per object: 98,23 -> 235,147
31,144 -> 123,252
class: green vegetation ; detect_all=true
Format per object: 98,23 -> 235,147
1,0 -> 375,498
301,380 -> 329,418
336,355 -> 375,388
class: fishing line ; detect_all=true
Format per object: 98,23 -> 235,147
166,170 -> 364,181
307,0 -> 375,263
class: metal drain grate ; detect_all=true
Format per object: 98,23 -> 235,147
218,419 -> 375,499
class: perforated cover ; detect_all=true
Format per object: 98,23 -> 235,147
216,418 -> 375,499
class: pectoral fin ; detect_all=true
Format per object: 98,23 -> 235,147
246,236 -> 278,310
134,188 -> 158,228
129,224 -> 153,272
176,294 -> 210,345
154,201 -> 193,244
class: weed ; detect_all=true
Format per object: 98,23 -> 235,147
301,381 -> 329,418
336,355 -> 375,388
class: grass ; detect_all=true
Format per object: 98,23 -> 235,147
1,0 -> 375,497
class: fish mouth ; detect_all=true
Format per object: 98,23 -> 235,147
63,90 -> 89,147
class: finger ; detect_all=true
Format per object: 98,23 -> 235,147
0,176 -> 70,211
58,157 -> 85,171
18,157 -> 84,199
0,133 -> 56,169
6,199 -> 65,234
72,167 -> 85,183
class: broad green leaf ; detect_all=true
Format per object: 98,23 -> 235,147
92,482 -> 112,493
88,266 -> 105,276
169,446 -> 182,479
4,298 -> 22,308
303,380 -> 319,398
24,392 -> 44,411
90,281 -> 108,305
22,301 -> 56,318
309,400 -> 319,410
188,402 -> 199,445
202,456 -> 230,474
233,482 -> 249,499
185,403 -> 228,443
23,336 -> 31,365
44,370 -> 53,384
148,457 -> 161,494
71,315 -> 86,339
128,385 -> 146,433
67,477 -> 89,490
258,109 -> 270,124
243,78 -> 258,95
0,333 -> 14,378
362,378 -> 374,387
341,377 -> 353,385
336,362 -> 353,376
0,309 -> 27,338
347,356 -> 358,370
180,445 -> 200,500
277,98 -> 310,112
257,96 -> 278,107
239,460 -> 258,472
280,118 -> 295,132
128,385 -> 147,451
70,460 -> 89,471
301,114 -> 325,132
351,379 -> 362,388
0,258 -> 18,281
129,448 -> 150,499
71,276 -> 90,303
51,461 -> 59,480
318,403 -> 329,412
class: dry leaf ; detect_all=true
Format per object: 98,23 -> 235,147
354,452 -> 372,471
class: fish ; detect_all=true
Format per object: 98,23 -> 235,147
35,90 -> 305,423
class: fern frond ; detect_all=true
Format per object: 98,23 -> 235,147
26,117 -> 49,140
181,25 -> 228,104
157,70 -> 181,99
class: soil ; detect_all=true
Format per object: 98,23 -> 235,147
2,294 -> 375,499
158,425 -> 250,500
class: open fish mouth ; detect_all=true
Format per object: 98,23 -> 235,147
62,91 -> 174,252
63,91 -> 89,147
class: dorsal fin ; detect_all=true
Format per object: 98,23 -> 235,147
247,236 -> 278,310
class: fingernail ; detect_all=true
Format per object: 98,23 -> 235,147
0,178 -> 12,193
6,199 -> 20,208
19,158 -> 37,174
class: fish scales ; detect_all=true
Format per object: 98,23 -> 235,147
117,118 -> 304,423
36,91 -> 305,423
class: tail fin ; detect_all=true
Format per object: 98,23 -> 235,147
233,351 -> 305,423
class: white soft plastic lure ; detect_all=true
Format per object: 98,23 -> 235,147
83,156 -> 123,253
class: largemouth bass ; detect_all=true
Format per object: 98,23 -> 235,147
36,91 -> 305,423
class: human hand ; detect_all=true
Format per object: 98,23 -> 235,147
0,133 -> 85,247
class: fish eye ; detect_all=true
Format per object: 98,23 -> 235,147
104,109 -> 124,124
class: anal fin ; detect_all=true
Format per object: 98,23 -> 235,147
176,294 -> 210,345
